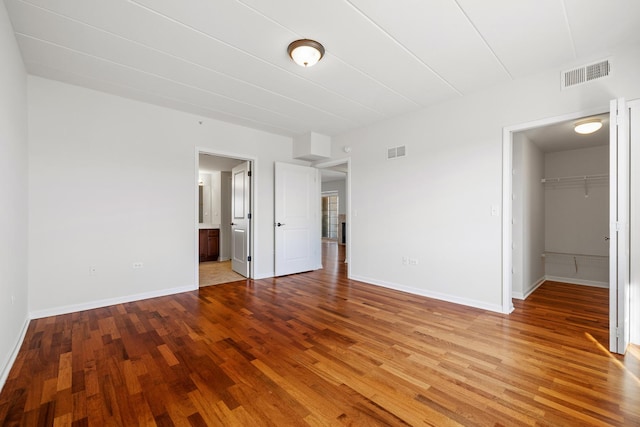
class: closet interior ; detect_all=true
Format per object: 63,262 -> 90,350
512,114 -> 610,299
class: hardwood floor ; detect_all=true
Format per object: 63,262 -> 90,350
1,242 -> 639,426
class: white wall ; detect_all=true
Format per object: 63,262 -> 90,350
220,171 -> 231,261
28,76 -> 297,316
511,133 -> 545,299
522,136 -> 545,295
330,44 -> 640,312
544,145 -> 609,285
0,1 -> 29,387
210,172 -> 221,227
511,135 -> 525,298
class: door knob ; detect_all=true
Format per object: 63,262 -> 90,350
604,236 -> 610,241
276,222 -> 285,227
231,222 -> 236,226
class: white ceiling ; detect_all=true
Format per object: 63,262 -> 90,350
5,0 -> 640,137
320,164 -> 348,183
522,113 -> 609,153
198,153 -> 244,173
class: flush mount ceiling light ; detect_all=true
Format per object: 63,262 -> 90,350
574,118 -> 603,134
287,39 -> 325,67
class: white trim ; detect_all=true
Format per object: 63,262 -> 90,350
0,317 -> 30,391
629,99 -> 640,345
502,106 -> 608,315
512,276 -> 546,300
350,274 -> 504,313
512,276 -> 608,301
29,285 -> 195,320
511,291 -> 524,300
545,275 -> 609,288
253,271 -> 274,280
502,128 -> 514,313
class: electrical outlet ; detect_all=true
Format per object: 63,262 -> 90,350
402,256 -> 409,265
132,262 -> 144,269
89,265 -> 97,275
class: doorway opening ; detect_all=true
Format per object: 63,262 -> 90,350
196,150 -> 254,287
503,99 -> 638,353
315,159 -> 350,272
509,111 -> 610,348
322,192 -> 339,240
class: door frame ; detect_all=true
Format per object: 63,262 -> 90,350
314,157 -> 352,273
195,147 -> 256,283
501,106 -> 609,314
629,99 -> 640,345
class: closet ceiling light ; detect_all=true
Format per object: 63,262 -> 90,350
574,118 -> 602,134
287,39 -> 325,67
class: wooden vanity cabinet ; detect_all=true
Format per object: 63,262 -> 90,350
199,229 -> 219,262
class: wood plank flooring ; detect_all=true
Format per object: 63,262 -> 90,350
1,242 -> 639,426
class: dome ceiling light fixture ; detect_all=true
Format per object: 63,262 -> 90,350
574,118 -> 603,134
287,39 -> 325,67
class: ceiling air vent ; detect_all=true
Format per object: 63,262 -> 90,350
387,145 -> 406,160
561,59 -> 610,90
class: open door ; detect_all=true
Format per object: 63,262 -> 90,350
609,98 -> 630,353
231,161 -> 251,277
275,162 -> 321,276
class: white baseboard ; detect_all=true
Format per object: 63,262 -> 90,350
0,316 -> 30,392
349,274 -> 504,313
29,284 -> 197,319
512,277 -> 546,300
253,272 -> 274,280
512,276 -> 608,300
544,275 -> 609,288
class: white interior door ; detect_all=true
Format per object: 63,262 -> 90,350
231,161 -> 251,277
630,100 -> 640,346
609,98 -> 630,353
275,162 -> 321,276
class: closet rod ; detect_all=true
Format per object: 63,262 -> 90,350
542,251 -> 608,258
541,173 -> 608,183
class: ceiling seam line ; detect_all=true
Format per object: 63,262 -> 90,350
26,61 -> 301,135
560,0 -> 578,59
16,32 -> 357,128
451,0 -> 513,80
324,55 -> 421,108
16,1 -> 373,123
127,0 -> 390,116
234,0 -> 421,108
342,0 -> 463,97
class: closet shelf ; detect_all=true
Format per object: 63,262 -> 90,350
542,251 -> 608,273
541,173 -> 608,183
542,251 -> 608,259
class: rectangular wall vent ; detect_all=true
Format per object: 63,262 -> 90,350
387,145 -> 406,160
561,59 -> 610,90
